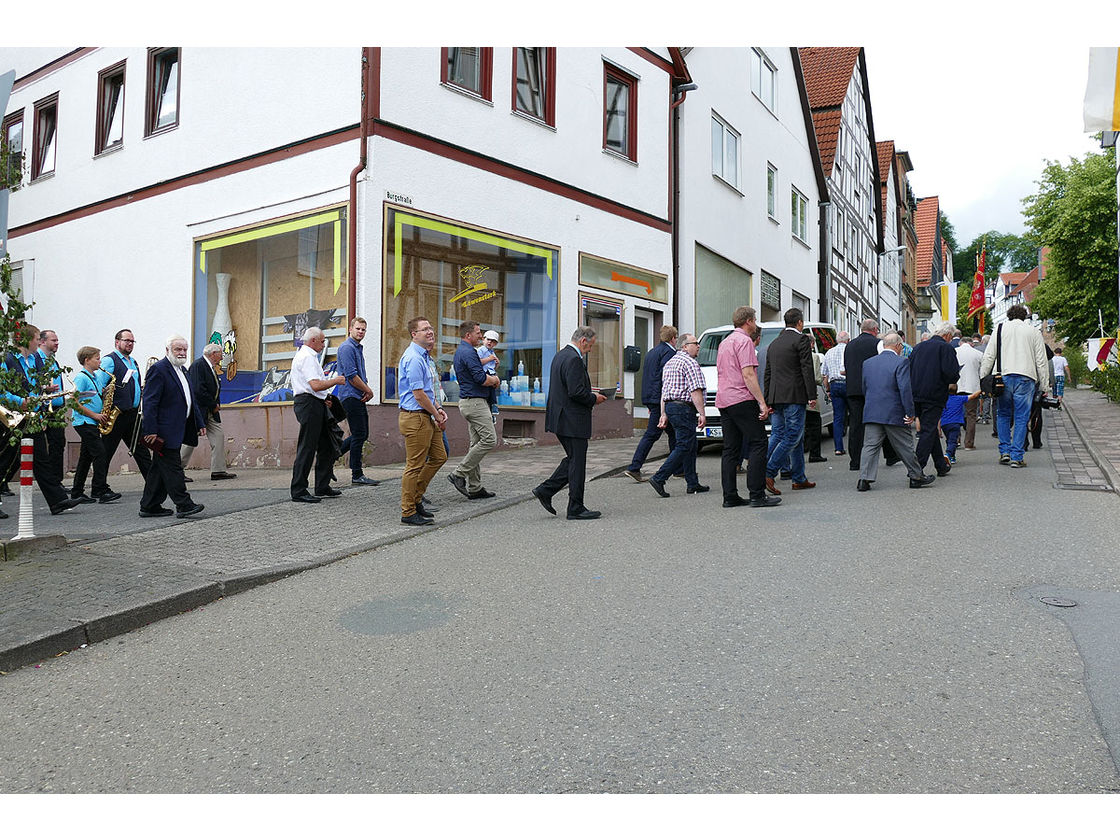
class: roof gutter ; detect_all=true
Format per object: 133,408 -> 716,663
348,48 -> 376,319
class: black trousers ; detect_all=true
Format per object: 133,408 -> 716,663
537,435 -> 589,514
804,411 -> 822,458
92,405 -> 151,480
72,423 -> 111,498
914,399 -> 947,471
0,427 -> 67,507
140,445 -> 194,512
720,399 -> 767,502
290,394 -> 335,498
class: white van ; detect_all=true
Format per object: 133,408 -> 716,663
695,321 -> 839,450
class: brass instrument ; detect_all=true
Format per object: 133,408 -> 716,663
128,356 -> 160,455
0,391 -> 78,429
98,377 -> 119,435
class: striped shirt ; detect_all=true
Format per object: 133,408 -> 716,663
660,350 -> 706,403
821,342 -> 846,382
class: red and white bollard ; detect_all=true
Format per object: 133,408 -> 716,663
11,437 -> 36,541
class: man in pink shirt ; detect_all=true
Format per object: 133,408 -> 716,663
716,306 -> 781,509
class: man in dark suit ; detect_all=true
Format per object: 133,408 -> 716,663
532,326 -> 607,520
857,332 -> 934,490
844,318 -> 883,471
907,323 -> 960,477
763,308 -> 818,492
138,335 -> 207,519
623,324 -> 677,482
181,342 -> 237,481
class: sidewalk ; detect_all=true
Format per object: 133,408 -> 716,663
0,432 -> 666,673
1049,387 -> 1120,493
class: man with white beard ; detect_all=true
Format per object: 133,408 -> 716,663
138,335 -> 207,518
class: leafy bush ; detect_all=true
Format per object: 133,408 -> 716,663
1090,364 -> 1120,403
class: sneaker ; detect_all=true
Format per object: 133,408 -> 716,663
947,456 -> 956,465
1009,460 -> 1026,468
622,469 -> 647,483
999,454 -> 1011,465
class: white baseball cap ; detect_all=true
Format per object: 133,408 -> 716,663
483,330 -> 500,341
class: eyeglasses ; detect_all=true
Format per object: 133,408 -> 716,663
684,341 -> 700,346
120,338 -> 135,343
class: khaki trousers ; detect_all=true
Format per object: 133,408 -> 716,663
399,411 -> 447,516
453,397 -> 497,493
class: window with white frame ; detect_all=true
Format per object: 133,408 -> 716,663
1,111 -> 22,187
711,112 -> 739,189
767,164 -> 778,219
513,48 -> 555,125
791,187 -> 809,243
442,48 -> 494,100
750,49 -> 777,113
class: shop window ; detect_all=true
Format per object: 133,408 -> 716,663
695,244 -> 751,334
96,61 -> 126,155
512,47 -> 556,125
579,293 -> 621,392
146,47 -> 180,135
760,269 -> 781,321
384,206 -> 558,408
193,206 -> 349,404
603,62 -> 638,161
579,252 -> 667,304
1,112 -> 22,187
441,48 -> 493,101
31,94 -> 58,180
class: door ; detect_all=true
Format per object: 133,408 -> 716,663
632,309 -> 657,417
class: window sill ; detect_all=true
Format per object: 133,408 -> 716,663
768,213 -> 780,225
144,123 -> 179,140
94,143 -> 124,160
792,234 -> 812,250
29,171 -> 55,185
712,173 -> 743,196
440,83 -> 494,106
602,148 -> 638,166
511,109 -> 556,131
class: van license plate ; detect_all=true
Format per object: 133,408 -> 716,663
704,427 -> 723,439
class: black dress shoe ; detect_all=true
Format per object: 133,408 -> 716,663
0,507 -> 7,519
314,487 -> 343,497
749,496 -> 782,508
139,507 -> 174,518
909,475 -> 936,488
291,493 -> 321,503
722,496 -> 749,508
857,479 -> 872,491
72,494 -> 97,505
567,509 -> 601,520
183,476 -> 194,482
808,455 -> 828,463
401,512 -> 434,526
467,488 -> 496,499
0,484 -> 13,497
176,503 -> 205,518
416,502 -> 436,519
50,498 -> 82,515
98,491 -> 123,503
211,471 -> 237,480
649,477 -> 670,498
448,473 -> 470,497
351,475 -> 380,486
532,487 -> 556,515
686,484 -> 710,494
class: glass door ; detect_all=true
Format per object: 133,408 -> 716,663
632,309 -> 656,415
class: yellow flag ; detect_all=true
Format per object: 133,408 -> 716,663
1084,48 -> 1120,132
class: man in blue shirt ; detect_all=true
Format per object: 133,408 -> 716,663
335,317 -> 379,487
398,316 -> 448,525
36,329 -> 69,493
448,320 -> 500,500
93,329 -> 152,481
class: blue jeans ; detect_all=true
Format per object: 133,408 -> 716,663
996,374 -> 1036,460
652,402 -> 699,486
766,403 -> 807,482
829,380 -> 847,452
628,403 -> 676,472
943,423 -> 961,458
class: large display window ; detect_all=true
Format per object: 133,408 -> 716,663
193,206 -> 349,403
383,206 -> 559,408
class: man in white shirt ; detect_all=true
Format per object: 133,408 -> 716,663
290,327 -> 345,503
979,305 -> 1050,467
955,332 -> 984,450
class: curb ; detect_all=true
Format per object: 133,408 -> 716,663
2,535 -> 69,562
1062,397 -> 1120,496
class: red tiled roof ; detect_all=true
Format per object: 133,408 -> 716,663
798,47 -> 861,180
877,140 -> 895,241
914,196 -> 939,286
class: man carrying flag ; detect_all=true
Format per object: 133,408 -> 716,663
967,242 -> 987,335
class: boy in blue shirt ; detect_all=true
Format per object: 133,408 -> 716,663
940,383 -> 981,464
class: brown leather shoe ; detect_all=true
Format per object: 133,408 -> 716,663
765,477 -> 782,496
791,480 -> 816,490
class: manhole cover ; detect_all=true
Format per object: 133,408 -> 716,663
1040,596 -> 1078,608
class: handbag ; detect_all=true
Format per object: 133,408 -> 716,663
980,325 -> 1005,397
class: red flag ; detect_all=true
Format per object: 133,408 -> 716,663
966,245 -> 986,319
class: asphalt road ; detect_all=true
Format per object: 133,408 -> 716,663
2,439 -> 1119,793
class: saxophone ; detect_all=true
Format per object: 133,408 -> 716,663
98,377 -> 119,435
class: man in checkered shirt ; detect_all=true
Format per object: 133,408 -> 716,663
646,334 -> 710,498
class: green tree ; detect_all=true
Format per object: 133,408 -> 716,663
1023,145 -> 1118,344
